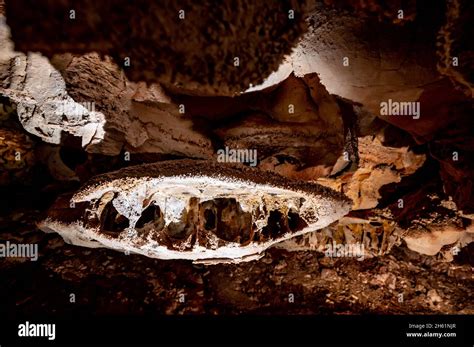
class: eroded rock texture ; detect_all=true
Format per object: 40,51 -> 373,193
318,126 -> 426,210
0,0 -> 473,317
39,160 -> 351,263
260,0 -> 474,213
0,20 -> 105,151
55,53 -> 214,158
0,26 -> 213,158
5,0 -> 309,95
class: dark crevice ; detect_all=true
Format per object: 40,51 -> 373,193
204,209 -> 216,231
261,210 -> 288,239
288,211 -> 308,232
100,200 -> 129,235
136,204 -> 161,229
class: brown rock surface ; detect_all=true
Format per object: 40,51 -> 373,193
0,32 -> 214,158
5,0 -> 309,96
1,226 -> 472,315
0,0 -> 473,319
0,127 -> 36,185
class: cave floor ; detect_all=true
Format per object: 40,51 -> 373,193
1,206 -> 472,316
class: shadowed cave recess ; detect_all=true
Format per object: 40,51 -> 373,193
0,0 -> 473,319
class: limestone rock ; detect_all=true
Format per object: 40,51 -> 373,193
0,18 -> 214,159
39,159 -> 351,263
6,0 -> 309,96
276,213 -> 400,259
318,131 -> 426,210
215,73 -> 345,180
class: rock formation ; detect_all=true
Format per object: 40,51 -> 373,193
5,0 -> 309,95
39,160 -> 351,263
0,0 -> 472,317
